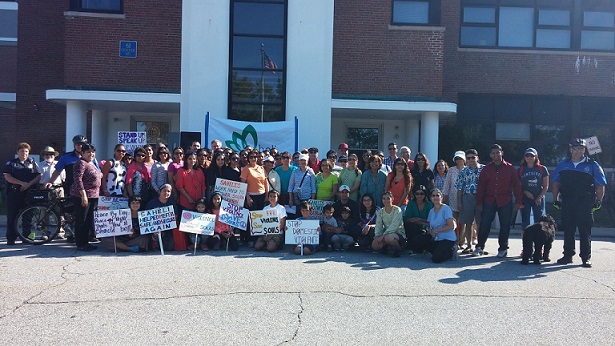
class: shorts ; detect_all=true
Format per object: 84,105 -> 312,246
459,194 -> 479,224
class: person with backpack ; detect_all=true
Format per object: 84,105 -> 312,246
518,148 -> 549,230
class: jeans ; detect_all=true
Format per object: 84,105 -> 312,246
521,197 -> 545,229
477,201 -> 513,252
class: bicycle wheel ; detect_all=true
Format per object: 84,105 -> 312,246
15,205 -> 61,245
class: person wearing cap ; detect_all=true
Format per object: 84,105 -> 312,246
518,147 -> 549,230
263,155 -> 281,194
332,184 -> 360,223
338,154 -> 362,201
474,144 -> 522,258
3,142 -> 41,245
552,138 -> 607,268
39,146 -> 65,191
442,150 -> 466,247
337,142 -> 349,161
383,142 -> 398,171
287,153 -> 316,207
307,147 -> 320,174
47,134 -> 99,198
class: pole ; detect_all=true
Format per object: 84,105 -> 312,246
260,45 -> 265,123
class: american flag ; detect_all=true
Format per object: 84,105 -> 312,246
263,51 -> 278,74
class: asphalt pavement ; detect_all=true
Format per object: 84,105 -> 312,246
1,219 -> 615,346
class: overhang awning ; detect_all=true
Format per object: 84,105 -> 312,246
46,89 -> 181,113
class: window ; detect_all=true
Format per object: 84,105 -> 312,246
392,0 -> 440,25
346,126 -> 380,151
0,2 -> 17,45
460,0 -> 615,52
69,0 -> 123,14
229,0 -> 286,122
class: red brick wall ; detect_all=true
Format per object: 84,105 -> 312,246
442,1 -> 615,102
333,0 -> 443,99
11,0 -> 67,163
63,1 -> 182,92
0,46 -> 17,92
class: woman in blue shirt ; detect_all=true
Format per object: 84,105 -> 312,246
427,188 -> 458,263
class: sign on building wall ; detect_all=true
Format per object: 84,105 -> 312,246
118,131 -> 147,154
119,40 -> 137,58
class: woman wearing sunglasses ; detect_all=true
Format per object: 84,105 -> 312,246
101,143 -> 127,197
426,188 -> 458,263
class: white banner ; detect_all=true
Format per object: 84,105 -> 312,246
98,196 -> 129,210
179,211 -> 216,235
118,131 -> 147,154
215,178 -> 248,206
138,206 -> 177,235
218,200 -> 249,231
94,209 -> 132,238
207,117 -> 295,153
285,220 -> 320,245
249,209 -> 280,236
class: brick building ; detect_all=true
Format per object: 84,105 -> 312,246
2,0 -> 614,170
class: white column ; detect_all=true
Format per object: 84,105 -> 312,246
91,109 -> 109,159
65,100 -> 88,152
420,111 -> 439,164
405,119 -> 420,156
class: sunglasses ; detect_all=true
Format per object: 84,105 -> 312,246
466,156 -> 476,159
116,149 -> 126,153
282,156 -> 291,159
415,192 -> 425,196
525,154 -> 535,158
136,154 -> 146,158
249,156 -> 257,159
395,162 -> 405,166
198,154 -> 207,157
415,158 -> 425,161
230,157 -> 239,161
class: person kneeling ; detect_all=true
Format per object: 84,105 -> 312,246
100,196 -> 150,252
255,191 -> 287,252
426,189 -> 458,263
293,201 -> 321,255
371,192 -> 406,257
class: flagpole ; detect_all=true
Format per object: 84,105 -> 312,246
260,44 -> 265,122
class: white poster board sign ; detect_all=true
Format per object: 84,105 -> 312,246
585,136 -> 602,155
138,206 -> 176,235
118,131 -> 147,154
179,211 -> 216,235
219,200 -> 249,231
94,209 -> 132,238
97,196 -> 129,211
214,178 -> 248,206
249,209 -> 280,236
285,220 -> 320,245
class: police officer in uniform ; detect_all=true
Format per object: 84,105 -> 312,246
3,142 -> 41,245
551,138 -> 607,268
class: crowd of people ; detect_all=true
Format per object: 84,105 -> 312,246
3,136 -> 607,267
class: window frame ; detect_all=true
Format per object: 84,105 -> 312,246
460,0 -> 615,52
69,0 -> 124,14
0,1 -> 18,46
228,0 -> 288,123
391,0 -> 441,26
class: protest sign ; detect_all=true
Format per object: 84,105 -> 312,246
214,178 -> 248,206
179,211 -> 216,235
138,206 -> 176,235
308,199 -> 334,222
118,131 -> 147,154
94,209 -> 132,238
249,209 -> 280,236
97,196 -> 129,210
285,219 -> 320,245
218,200 -> 249,231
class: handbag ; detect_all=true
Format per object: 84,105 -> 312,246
293,169 -> 309,205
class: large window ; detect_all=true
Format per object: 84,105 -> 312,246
460,0 -> 615,52
69,0 -> 123,14
392,0 -> 441,25
229,0 -> 286,122
0,2 -> 17,46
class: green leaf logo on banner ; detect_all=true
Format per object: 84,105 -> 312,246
225,125 -> 259,151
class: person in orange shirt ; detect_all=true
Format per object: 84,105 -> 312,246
240,149 -> 269,247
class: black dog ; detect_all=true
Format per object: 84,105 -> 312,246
521,214 -> 556,265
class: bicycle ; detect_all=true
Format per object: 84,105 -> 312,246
14,186 -> 75,245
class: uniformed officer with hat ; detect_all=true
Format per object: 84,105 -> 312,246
3,142 -> 41,245
551,138 -> 607,268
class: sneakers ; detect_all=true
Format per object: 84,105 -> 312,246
129,245 -> 139,253
471,247 -> 484,256
557,256 -> 573,264
496,249 -> 508,258
582,260 -> 592,268
461,246 -> 472,254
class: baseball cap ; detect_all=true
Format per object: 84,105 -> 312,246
338,143 -> 349,149
452,151 -> 466,161
524,148 -> 538,156
338,185 -> 350,192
